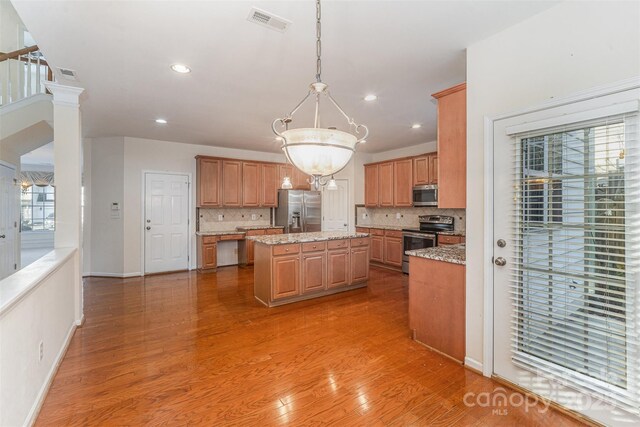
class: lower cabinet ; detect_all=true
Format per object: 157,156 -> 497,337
246,229 -> 266,265
202,243 -> 217,269
301,251 -> 326,293
351,246 -> 370,283
384,236 -> 403,267
371,236 -> 384,263
327,249 -> 350,288
272,254 -> 301,300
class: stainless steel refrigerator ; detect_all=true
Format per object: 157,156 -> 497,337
275,190 -> 321,233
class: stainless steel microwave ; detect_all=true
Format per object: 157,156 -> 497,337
413,185 -> 438,207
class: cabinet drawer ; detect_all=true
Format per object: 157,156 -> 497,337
370,228 -> 385,236
350,238 -> 370,248
385,229 -> 403,238
219,233 -> 244,241
438,235 -> 463,245
327,239 -> 349,250
202,236 -> 218,244
355,227 -> 370,233
246,229 -> 266,236
273,243 -> 300,256
266,228 -> 283,235
302,241 -> 326,252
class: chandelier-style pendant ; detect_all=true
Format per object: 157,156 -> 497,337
272,0 -> 368,190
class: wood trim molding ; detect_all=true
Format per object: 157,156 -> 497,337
195,154 -> 283,166
431,82 -> 466,99
363,152 -> 436,167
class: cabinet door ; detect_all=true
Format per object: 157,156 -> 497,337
260,163 -> 278,207
383,237 -> 403,267
393,159 -> 413,207
350,246 -> 370,283
434,85 -> 465,208
302,252 -> 326,294
429,154 -> 439,184
378,162 -> 394,207
327,249 -> 350,288
370,236 -> 384,262
278,164 -> 293,189
242,162 -> 260,207
292,167 -> 311,190
272,254 -> 300,300
412,156 -> 429,186
197,158 -> 221,207
202,243 -> 217,269
246,230 -> 266,265
364,164 -> 379,207
222,160 -> 243,207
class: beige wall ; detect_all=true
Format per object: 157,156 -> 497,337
465,0 -> 640,368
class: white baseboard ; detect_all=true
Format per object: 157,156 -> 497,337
25,321 -> 76,427
84,272 -> 141,278
464,356 -> 484,375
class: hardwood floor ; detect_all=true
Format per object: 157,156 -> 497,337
36,266 -> 586,426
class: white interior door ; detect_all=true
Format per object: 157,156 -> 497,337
492,89 -> 640,425
144,172 -> 189,274
322,179 -> 349,231
0,163 -> 17,280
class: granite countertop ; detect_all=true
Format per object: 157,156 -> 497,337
405,244 -> 466,265
438,231 -> 466,237
250,231 -> 370,245
235,225 -> 285,231
196,231 -> 246,236
356,225 -> 406,231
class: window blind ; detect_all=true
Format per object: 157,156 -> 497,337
510,112 -> 640,413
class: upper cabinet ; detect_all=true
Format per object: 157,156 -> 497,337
432,82 -> 466,208
278,164 -> 311,190
196,156 -> 284,208
412,153 -> 438,186
379,162 -> 394,207
196,157 -> 221,207
364,164 -> 379,207
393,159 -> 413,207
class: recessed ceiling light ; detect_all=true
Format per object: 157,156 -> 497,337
170,64 -> 191,74
411,124 -> 422,129
155,118 -> 168,124
364,94 -> 377,102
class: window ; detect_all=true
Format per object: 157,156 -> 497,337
21,185 -> 55,231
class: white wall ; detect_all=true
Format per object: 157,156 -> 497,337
0,249 -> 78,427
465,1 -> 640,368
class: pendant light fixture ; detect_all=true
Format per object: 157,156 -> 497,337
272,0 -> 368,191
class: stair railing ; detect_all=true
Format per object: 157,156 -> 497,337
0,45 -> 53,106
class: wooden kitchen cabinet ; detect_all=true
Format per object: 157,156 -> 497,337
438,235 -> 465,246
272,254 -> 301,300
393,159 -> 413,207
260,163 -> 278,207
379,162 -> 394,207
433,83 -> 466,208
413,153 -> 438,186
383,234 -> 403,267
302,251 -> 326,294
278,164 -> 293,189
327,247 -> 350,288
364,164 -> 379,207
201,242 -> 217,269
246,229 -> 266,265
370,235 -> 384,263
242,162 -> 260,207
409,256 -> 465,362
277,164 -> 310,190
429,154 -> 439,184
196,157 -> 221,207
222,160 -> 243,207
350,245 -> 370,283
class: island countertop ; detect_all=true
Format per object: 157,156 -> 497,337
405,244 -> 466,265
250,231 -> 369,245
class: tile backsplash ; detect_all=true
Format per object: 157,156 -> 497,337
356,206 -> 466,233
199,208 -> 271,232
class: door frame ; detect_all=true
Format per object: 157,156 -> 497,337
481,76 -> 640,378
140,170 -> 192,276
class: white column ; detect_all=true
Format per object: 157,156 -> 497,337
44,82 -> 85,323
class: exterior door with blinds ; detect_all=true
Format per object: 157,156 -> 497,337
492,87 -> 640,425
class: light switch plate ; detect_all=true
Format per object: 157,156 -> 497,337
396,213 -> 402,219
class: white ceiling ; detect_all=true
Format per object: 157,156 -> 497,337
13,0 -> 558,153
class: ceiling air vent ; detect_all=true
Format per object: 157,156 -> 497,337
247,7 -> 291,33
57,67 -> 78,81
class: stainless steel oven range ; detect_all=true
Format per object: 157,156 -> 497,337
402,215 -> 454,274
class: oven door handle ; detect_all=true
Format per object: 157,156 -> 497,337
403,233 -> 436,239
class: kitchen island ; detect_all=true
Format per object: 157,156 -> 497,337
406,244 -> 466,363
251,231 -> 370,307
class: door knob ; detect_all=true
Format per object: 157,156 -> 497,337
494,257 -> 507,266
146,226 -> 151,231
497,239 -> 506,248
0,234 -> 5,239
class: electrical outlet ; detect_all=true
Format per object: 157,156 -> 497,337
218,214 -> 224,221
39,341 -> 44,362
396,213 -> 402,219
251,214 -> 257,220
